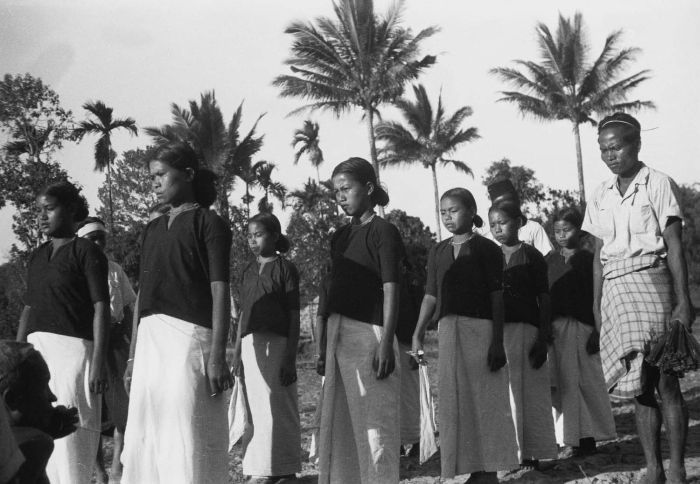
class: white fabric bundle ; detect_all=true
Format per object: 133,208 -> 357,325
418,363 -> 438,465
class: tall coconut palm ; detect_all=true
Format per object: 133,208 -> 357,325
145,92 -> 264,221
273,0 -> 438,200
376,84 -> 479,241
253,161 -> 287,213
292,120 -> 324,182
490,12 -> 654,203
74,101 -> 137,232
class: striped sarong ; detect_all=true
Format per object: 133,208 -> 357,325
601,255 -> 673,399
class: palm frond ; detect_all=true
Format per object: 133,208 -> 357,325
440,159 -> 473,177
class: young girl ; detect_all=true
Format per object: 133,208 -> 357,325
121,141 -> 232,484
232,212 -> 301,481
489,199 -> 557,467
547,208 -> 616,455
319,157 -> 404,484
16,181 -> 109,484
413,188 -> 518,482
77,216 -> 136,482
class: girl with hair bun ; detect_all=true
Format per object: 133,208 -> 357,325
16,180 -> 110,484
412,187 -> 519,481
488,199 -> 557,468
121,141 -> 232,484
232,212 -> 301,481
318,157 -> 405,483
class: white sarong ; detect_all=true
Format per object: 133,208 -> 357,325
438,316 -> 519,478
504,323 -> 557,461
318,313 -> 401,484
550,317 -> 617,446
27,331 -> 101,484
121,314 -> 228,484
240,331 -> 301,477
398,342 -> 420,446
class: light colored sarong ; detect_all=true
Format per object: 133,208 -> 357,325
439,315 -> 519,478
240,331 -> 301,477
601,255 -> 673,399
318,313 -> 401,484
27,331 -> 101,484
550,317 -> 617,446
504,323 -> 557,461
121,314 -> 228,484
398,342 -> 420,446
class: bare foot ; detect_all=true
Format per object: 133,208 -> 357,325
639,465 -> 666,484
666,465 -> 687,484
465,471 -> 498,483
95,468 -> 108,484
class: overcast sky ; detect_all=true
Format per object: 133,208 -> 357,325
1,0 -> 699,260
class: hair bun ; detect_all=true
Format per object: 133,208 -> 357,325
473,214 -> 483,228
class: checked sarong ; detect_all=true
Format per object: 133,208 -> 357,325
601,255 -> 673,399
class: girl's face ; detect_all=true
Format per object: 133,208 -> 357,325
598,127 -> 640,177
332,173 -> 372,217
489,209 -> 520,246
440,197 -> 474,235
248,221 -> 277,257
553,220 -> 579,250
36,195 -> 74,238
149,160 -> 194,206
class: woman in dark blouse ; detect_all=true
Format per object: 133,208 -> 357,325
489,199 -> 557,467
121,142 -> 232,484
412,188 -> 517,481
318,157 -> 404,484
232,212 -> 301,480
547,207 -> 616,455
16,180 -> 109,484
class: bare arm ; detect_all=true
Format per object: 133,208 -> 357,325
592,237 -> 604,332
487,290 -> 507,371
280,309 -> 301,386
663,220 -> 694,326
16,306 -> 31,342
375,281 -> 399,379
123,292 -> 140,394
537,293 -> 552,342
208,281 -> 232,395
90,300 -> 109,393
412,294 -> 437,352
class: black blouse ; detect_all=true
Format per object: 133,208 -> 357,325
25,238 -> 109,340
425,234 -> 503,321
138,207 -> 232,328
546,250 -> 595,326
239,256 -> 300,338
502,243 -> 549,327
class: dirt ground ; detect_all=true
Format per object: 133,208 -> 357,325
98,289 -> 700,483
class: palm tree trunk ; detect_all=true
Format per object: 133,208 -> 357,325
573,122 -> 586,204
431,164 -> 442,241
365,106 -> 384,217
107,142 -> 115,233
316,165 -> 321,184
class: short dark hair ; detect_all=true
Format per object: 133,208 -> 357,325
0,341 -> 39,395
38,181 -> 89,223
552,206 -> 583,230
440,187 -> 484,228
598,112 -> 641,145
488,198 -> 523,222
152,142 -> 218,208
331,157 -> 389,207
249,212 -> 291,253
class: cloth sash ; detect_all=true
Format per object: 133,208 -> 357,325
240,332 -> 301,477
601,256 -> 673,398
228,376 -> 253,452
418,364 -> 438,465
438,315 -> 519,477
504,323 -> 557,461
398,342 -> 420,446
121,314 -> 228,484
318,313 -> 401,484
550,317 -> 617,446
27,332 -> 101,484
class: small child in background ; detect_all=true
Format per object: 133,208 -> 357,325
546,208 -> 616,455
489,199 -> 557,468
232,212 -> 301,482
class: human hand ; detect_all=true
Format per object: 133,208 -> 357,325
529,339 -> 548,370
123,359 -> 134,395
47,405 -> 79,439
670,299 -> 694,329
487,340 -> 507,372
372,341 -> 395,379
89,365 -> 107,394
279,354 -> 298,387
316,352 -> 326,376
207,353 -> 233,396
586,329 -> 600,355
231,345 -> 243,378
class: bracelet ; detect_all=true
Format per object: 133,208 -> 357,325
127,358 -> 134,363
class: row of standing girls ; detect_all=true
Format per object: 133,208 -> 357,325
14,139 -> 615,484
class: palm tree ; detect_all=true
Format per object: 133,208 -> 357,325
145,92 -> 264,221
490,12 -> 654,203
376,84 -> 479,241
253,161 -> 287,213
273,0 -> 438,199
74,101 -> 137,232
292,120 -> 324,182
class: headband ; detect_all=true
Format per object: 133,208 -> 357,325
600,119 -> 640,131
77,222 -> 107,238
